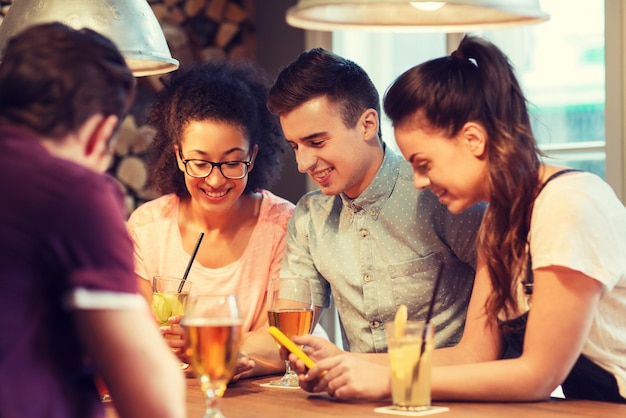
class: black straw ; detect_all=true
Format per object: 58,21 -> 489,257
178,232 -> 204,293
424,265 -> 443,326
408,266 -> 443,400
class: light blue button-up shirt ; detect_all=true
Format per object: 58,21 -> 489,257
281,149 -> 486,353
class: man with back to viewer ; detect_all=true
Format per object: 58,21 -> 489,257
0,22 -> 185,418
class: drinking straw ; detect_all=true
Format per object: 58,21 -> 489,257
178,232 -> 204,293
407,265 -> 443,400
424,265 -> 444,329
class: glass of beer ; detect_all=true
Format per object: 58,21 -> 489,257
266,277 -> 313,387
385,321 -> 434,411
182,294 -> 242,418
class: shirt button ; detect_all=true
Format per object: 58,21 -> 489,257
360,229 -> 368,237
370,209 -> 377,217
364,274 -> 371,282
371,321 -> 381,328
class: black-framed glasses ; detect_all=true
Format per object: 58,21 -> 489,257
178,148 -> 252,180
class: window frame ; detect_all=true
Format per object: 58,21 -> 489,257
604,0 -> 624,201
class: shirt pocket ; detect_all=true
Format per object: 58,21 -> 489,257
387,251 -> 442,278
387,252 -> 443,317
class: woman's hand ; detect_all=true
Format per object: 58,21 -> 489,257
160,315 -> 187,363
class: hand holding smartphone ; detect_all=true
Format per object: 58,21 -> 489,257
268,326 -> 316,369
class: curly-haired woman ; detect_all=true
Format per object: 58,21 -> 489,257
128,59 -> 293,379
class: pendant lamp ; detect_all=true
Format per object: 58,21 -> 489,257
0,0 -> 179,77
286,0 -> 549,32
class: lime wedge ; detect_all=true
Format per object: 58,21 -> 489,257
167,294 -> 185,316
152,293 -> 172,325
151,293 -> 168,325
152,293 -> 187,325
394,304 -> 408,337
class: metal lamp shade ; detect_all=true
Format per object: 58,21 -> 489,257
0,0 -> 179,77
286,0 -> 549,32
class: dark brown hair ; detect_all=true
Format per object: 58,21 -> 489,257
0,22 -> 135,139
267,47 -> 382,138
384,35 -> 543,318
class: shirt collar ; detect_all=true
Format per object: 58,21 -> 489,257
339,148 -> 402,220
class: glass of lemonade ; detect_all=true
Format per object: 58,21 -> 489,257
266,277 -> 313,387
385,321 -> 434,411
182,294 -> 242,418
151,276 -> 192,327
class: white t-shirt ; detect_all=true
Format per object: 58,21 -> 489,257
528,171 -> 626,398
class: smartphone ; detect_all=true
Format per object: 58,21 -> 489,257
268,326 -> 316,369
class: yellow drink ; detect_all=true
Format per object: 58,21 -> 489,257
386,322 -> 434,411
182,318 -> 242,396
151,291 -> 189,326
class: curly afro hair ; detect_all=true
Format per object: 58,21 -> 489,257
146,59 -> 287,197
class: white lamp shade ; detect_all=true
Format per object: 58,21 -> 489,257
0,0 -> 179,76
286,0 -> 549,32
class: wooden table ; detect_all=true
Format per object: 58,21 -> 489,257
105,375 -> 626,417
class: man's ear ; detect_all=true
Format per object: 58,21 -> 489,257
83,114 -> 119,157
461,121 -> 487,158
360,108 -> 379,142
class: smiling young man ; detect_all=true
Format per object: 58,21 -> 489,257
267,48 -> 487,354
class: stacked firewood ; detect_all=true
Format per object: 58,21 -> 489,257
1,1 -> 253,66
148,0 -> 253,69
109,116 -> 160,216
0,0 -> 12,23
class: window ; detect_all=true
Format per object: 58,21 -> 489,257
477,0 -> 605,178
329,0 -> 620,197
333,31 -> 446,154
